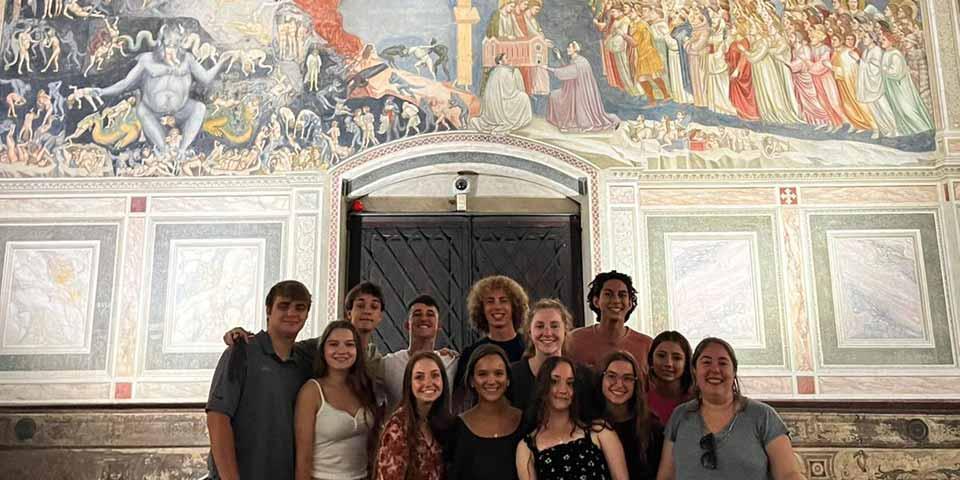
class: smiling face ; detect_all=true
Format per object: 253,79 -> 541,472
694,342 -> 736,401
411,358 -> 444,405
323,328 -> 357,371
406,302 -> 440,342
652,341 -> 687,384
530,308 -> 566,357
471,354 -> 509,403
266,295 -> 309,339
346,293 -> 382,336
548,361 -> 575,412
602,359 -> 636,406
482,288 -> 514,332
593,279 -> 633,324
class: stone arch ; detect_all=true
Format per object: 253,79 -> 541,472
322,132 -> 603,321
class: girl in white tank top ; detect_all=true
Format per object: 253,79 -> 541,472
295,321 -> 381,480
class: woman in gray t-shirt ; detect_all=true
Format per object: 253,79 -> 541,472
655,338 -> 804,480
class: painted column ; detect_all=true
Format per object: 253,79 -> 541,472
454,0 -> 481,88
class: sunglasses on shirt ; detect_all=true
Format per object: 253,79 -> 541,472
699,432 -> 718,470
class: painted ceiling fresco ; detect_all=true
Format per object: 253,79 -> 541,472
0,0 -> 937,176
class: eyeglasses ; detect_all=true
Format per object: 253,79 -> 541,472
699,433 -> 717,470
602,371 -> 638,385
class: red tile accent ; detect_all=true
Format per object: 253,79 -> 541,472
797,376 -> 816,395
115,382 -> 132,399
130,197 -> 147,213
779,187 -> 798,206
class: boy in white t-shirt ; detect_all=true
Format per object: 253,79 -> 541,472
382,294 -> 459,407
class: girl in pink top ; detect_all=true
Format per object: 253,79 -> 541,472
645,331 -> 694,426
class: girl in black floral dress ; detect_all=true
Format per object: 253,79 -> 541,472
515,356 -> 628,480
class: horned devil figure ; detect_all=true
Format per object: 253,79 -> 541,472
73,25 -> 233,159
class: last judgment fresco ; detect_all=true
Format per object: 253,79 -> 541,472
0,0 -> 938,176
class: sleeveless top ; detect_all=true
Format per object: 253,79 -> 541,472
309,379 -> 373,480
447,416 -> 522,480
523,431 -> 611,480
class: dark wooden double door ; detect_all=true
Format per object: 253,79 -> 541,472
347,214 -> 584,353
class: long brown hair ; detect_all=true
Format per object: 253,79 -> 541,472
313,321 -> 382,464
384,351 -> 453,480
599,350 -> 653,463
524,356 -> 588,435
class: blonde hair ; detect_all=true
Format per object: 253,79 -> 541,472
521,298 -> 574,358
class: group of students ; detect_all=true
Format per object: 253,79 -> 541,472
205,271 -> 805,480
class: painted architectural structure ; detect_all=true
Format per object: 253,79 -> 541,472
2,0 -> 960,476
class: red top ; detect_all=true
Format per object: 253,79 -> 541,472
647,387 -> 693,426
375,407 -> 444,480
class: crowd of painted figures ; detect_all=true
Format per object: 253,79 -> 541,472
591,0 -> 932,138
206,273 -> 805,480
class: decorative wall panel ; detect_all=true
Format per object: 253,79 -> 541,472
143,222 -> 283,373
808,212 -> 954,367
647,214 -> 786,367
1,241 -> 99,355
0,224 -> 118,373
665,233 -> 765,348
827,232 -> 933,347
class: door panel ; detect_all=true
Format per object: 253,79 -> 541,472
348,214 -> 583,353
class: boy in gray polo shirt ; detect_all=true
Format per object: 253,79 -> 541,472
206,280 -> 314,480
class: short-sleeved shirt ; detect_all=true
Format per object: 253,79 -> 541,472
664,398 -> 789,480
567,324 -> 652,386
382,349 -> 458,406
206,330 -> 313,480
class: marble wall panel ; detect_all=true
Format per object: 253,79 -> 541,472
1,241 -> 99,355
800,186 -> 940,205
0,382 -> 111,401
143,222 -> 283,372
0,224 -> 117,373
609,208 -> 637,278
150,195 -> 290,214
827,232 -> 933,347
818,376 -> 960,396
665,233 -> 765,348
647,214 -> 786,367
639,188 -> 775,206
808,213 -> 954,366
0,198 -> 127,218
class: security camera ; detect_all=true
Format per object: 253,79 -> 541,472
454,176 -> 471,193
451,171 -> 478,196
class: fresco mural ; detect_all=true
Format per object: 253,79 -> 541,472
0,0 -> 937,177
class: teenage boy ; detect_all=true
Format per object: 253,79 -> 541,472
567,270 -> 653,384
381,294 -> 459,406
206,280 -> 313,480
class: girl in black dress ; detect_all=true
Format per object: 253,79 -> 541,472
515,356 -> 628,480
599,351 -> 664,480
447,344 -> 523,480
